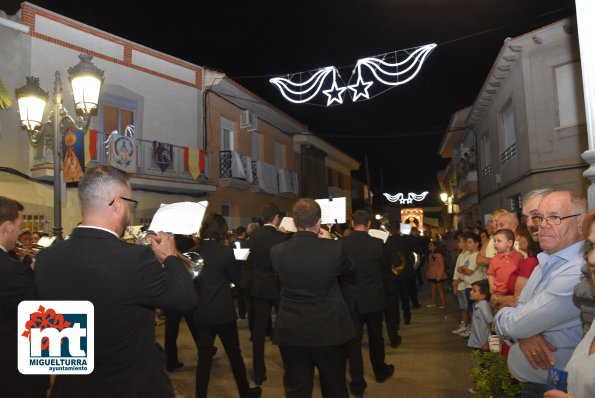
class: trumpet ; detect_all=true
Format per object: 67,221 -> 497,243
14,241 -> 42,260
130,228 -> 204,279
391,252 -> 406,276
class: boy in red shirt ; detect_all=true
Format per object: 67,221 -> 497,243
486,229 -> 524,296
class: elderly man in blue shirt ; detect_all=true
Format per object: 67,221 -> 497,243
494,191 -> 587,398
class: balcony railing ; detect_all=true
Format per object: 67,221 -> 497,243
500,143 -> 517,165
216,154 -> 298,196
33,130 -> 210,183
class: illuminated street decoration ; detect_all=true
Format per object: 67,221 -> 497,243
269,43 -> 437,106
383,191 -> 429,204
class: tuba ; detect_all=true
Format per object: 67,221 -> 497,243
129,228 -> 204,279
391,251 -> 406,276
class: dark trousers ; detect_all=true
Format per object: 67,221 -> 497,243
164,310 -> 198,368
404,275 -> 420,307
348,310 -> 389,391
193,321 -> 252,398
521,382 -> 547,398
383,290 -> 401,346
279,343 -> 350,398
252,298 -> 278,380
396,278 -> 413,320
239,288 -> 255,337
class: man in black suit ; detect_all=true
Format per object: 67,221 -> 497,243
235,226 -> 255,337
0,196 -> 49,398
247,203 -> 289,385
35,165 -> 198,398
342,210 -> 395,397
271,198 -> 356,398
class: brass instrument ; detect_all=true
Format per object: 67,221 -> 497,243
130,228 -> 203,279
14,241 -> 42,260
391,252 -> 406,276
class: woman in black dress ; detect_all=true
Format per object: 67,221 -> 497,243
192,213 -> 261,398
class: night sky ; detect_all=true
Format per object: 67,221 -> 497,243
4,0 -> 576,205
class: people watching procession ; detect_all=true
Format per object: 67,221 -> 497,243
7,175 -> 595,398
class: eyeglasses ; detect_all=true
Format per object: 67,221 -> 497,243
108,196 -> 139,212
530,213 -> 582,226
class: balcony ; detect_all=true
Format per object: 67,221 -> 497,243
219,150 -> 251,190
249,159 -> 299,197
31,130 -> 214,195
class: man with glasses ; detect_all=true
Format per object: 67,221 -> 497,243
494,191 -> 586,398
521,188 -> 554,241
35,165 -> 198,398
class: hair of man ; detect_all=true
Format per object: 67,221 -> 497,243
494,228 -> 515,242
352,209 -> 371,227
292,198 -> 321,230
78,165 -> 130,212
261,203 -> 280,224
0,196 -> 23,224
522,188 -> 554,207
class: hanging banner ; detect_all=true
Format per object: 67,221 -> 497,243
62,128 -> 85,183
110,134 -> 137,173
153,141 -> 173,172
84,129 -> 97,167
183,147 -> 205,179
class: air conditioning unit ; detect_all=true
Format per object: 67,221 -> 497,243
240,110 -> 258,131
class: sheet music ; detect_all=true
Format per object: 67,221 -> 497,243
37,236 -> 57,247
234,248 -> 250,261
279,217 -> 297,233
148,201 -> 208,235
400,223 -> 412,235
315,197 -> 346,225
368,229 -> 389,243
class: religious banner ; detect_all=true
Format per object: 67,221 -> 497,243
183,147 -> 206,179
153,141 -> 173,172
109,129 -> 137,173
61,128 -> 84,183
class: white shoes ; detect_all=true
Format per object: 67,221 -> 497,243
426,304 -> 436,308
451,321 -> 466,334
459,326 -> 471,338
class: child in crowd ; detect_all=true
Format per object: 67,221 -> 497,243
451,234 -> 470,334
426,241 -> 447,308
467,280 -> 492,351
486,229 -> 524,296
457,233 -> 485,338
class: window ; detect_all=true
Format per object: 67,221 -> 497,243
509,193 -> 522,216
555,62 -> 586,127
220,117 -> 234,151
251,132 -> 260,160
499,101 -> 517,165
99,95 -> 137,162
274,142 -> 284,168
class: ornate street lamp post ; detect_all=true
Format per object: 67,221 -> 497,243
15,54 -> 104,240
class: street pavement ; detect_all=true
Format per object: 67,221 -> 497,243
156,287 -> 474,398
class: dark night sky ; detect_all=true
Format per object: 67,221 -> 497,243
4,0 -> 576,203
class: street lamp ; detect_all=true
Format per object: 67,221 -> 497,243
15,54 -> 104,241
439,192 -> 448,204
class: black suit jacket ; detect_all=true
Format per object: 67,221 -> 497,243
34,227 -> 198,398
271,231 -> 356,347
0,250 -> 49,398
248,225 -> 290,300
341,230 -> 386,314
193,240 -> 240,325
235,238 -> 254,290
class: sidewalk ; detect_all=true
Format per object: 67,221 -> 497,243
156,288 -> 474,398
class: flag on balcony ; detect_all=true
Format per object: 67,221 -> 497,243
153,141 -> 173,172
84,129 -> 97,167
61,128 -> 84,182
183,147 -> 205,179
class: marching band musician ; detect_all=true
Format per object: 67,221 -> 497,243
0,196 -> 50,398
34,165 -> 197,398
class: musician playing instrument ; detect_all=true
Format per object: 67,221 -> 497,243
0,196 -> 50,398
34,165 -> 197,398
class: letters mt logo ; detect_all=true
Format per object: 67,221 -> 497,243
18,301 -> 94,375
